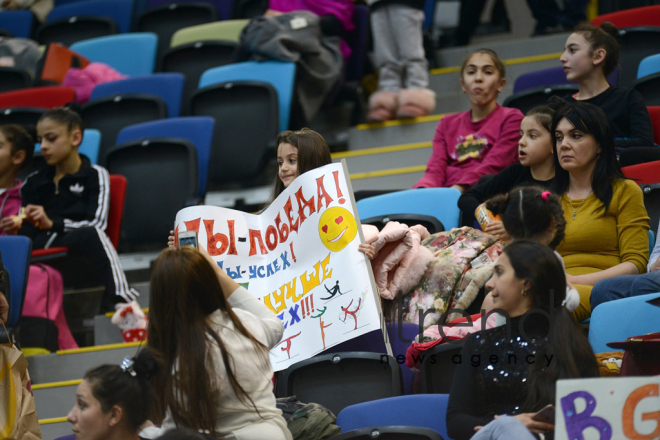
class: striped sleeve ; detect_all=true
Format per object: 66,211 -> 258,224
63,165 -> 110,231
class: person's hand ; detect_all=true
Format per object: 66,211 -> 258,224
358,243 -> 375,260
510,413 -> 554,434
167,230 -> 175,248
24,204 -> 53,230
0,293 -> 8,324
450,184 -> 469,193
0,217 -> 19,235
650,258 -> 660,272
484,221 -> 509,240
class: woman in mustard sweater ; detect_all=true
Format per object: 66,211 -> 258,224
552,101 -> 649,321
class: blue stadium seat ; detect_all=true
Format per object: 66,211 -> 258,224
0,236 -> 32,328
46,0 -> 134,33
637,53 -> 660,79
589,292 -> 660,353
70,33 -> 158,76
146,0 -> 232,21
0,10 -> 34,39
337,394 -> 452,440
116,117 -> 214,198
90,73 -> 184,117
356,188 -> 462,232
199,61 -> 295,132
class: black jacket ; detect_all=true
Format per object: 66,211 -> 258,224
19,155 -> 110,239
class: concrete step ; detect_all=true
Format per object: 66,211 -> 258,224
34,380 -> 79,420
350,169 -> 426,192
39,419 -> 71,439
336,142 -> 432,175
28,341 -> 143,384
349,117 -> 441,151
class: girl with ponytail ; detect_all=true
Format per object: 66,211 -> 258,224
447,241 -> 599,440
560,22 -> 658,165
67,348 -> 161,440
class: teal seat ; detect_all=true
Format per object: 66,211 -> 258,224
198,61 -> 295,132
35,129 -> 102,165
356,188 -> 462,232
70,33 -> 158,76
0,236 -> 32,328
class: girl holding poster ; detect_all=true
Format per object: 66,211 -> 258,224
446,241 -> 598,440
146,246 -> 292,440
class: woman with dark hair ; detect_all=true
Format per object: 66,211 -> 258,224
552,101 -> 649,321
446,240 -> 599,440
67,349 -> 161,440
560,22 -> 657,165
147,246 -> 291,440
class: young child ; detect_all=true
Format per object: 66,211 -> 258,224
169,128 -> 376,258
485,186 -> 579,312
0,124 -> 34,235
414,49 -> 523,191
458,102 -> 559,229
14,107 -> 138,312
366,0 -> 436,121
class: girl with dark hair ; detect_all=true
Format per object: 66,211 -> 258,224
415,49 -> 523,191
147,246 -> 292,439
458,101 -> 559,229
0,124 -> 34,236
67,349 -> 161,440
560,22 -> 657,165
552,101 -> 649,321
446,241 -> 599,440
15,106 -> 139,312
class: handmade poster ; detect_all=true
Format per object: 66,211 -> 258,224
555,376 -> 660,440
174,161 -> 384,371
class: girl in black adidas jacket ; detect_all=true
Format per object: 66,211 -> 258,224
18,107 -> 138,312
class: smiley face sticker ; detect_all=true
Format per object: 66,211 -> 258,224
318,207 -> 358,252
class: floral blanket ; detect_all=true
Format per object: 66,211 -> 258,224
400,227 -> 503,329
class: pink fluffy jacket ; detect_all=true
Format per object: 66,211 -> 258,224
363,222 -> 434,300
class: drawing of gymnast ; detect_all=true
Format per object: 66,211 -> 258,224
321,280 -> 351,300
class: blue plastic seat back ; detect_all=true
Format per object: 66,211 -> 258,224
356,188 -> 462,232
0,10 -> 34,38
146,0 -> 232,20
513,65 -> 619,94
336,394 -> 451,440
90,73 -> 184,117
589,292 -> 660,353
0,236 -> 31,328
422,0 -> 435,30
34,128 -> 101,164
116,117 -> 214,198
47,0 -> 134,33
70,33 -> 158,76
638,53 -> 660,79
199,61 -> 295,132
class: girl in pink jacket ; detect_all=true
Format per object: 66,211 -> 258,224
415,49 -> 523,192
0,124 -> 34,235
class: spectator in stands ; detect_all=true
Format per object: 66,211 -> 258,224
366,0 -> 436,122
527,0 -> 587,36
0,124 -> 34,236
446,240 -> 599,440
0,0 -> 52,23
67,349 -> 160,440
552,101 -> 649,321
590,221 -> 660,311
414,49 -> 523,192
168,128 -> 377,259
561,22 -> 658,166
146,246 -> 292,440
458,101 -> 559,228
8,107 -> 139,312
265,0 -> 355,59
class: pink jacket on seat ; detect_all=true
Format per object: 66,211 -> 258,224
62,62 -> 127,104
363,222 -> 434,300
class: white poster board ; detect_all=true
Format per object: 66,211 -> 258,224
174,161 -> 385,371
555,376 -> 660,440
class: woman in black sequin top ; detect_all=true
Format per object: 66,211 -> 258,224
446,241 -> 599,440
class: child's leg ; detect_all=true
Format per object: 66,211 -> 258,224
61,227 -> 139,311
367,5 -> 403,122
388,4 -> 436,119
